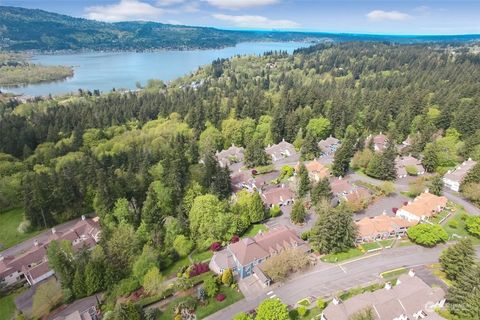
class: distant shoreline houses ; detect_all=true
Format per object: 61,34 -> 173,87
0,216 -> 101,288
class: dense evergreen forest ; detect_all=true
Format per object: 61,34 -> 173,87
1,42 -> 480,317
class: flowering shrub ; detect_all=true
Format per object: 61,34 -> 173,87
216,294 -> 226,302
210,242 -> 221,252
231,235 -> 240,243
392,207 -> 398,214
189,263 -> 210,277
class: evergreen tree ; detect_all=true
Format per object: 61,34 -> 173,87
210,165 -> 232,199
429,175 -> 444,196
72,268 -> 86,298
448,263 -> 480,318
332,126 -> 358,177
291,199 -> 306,224
309,204 -> 357,254
440,238 -> 475,281
422,143 -> 439,173
297,163 -> 310,197
300,132 -> 320,161
311,178 -> 332,205
244,137 -> 270,168
366,143 -> 396,180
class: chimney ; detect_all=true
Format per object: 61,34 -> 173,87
332,297 -> 341,305
382,210 -> 387,216
34,240 -> 39,247
468,158 -> 472,161
408,269 -> 416,277
339,176 -> 343,180
81,215 -> 86,221
384,282 -> 392,290
281,183 -> 285,188
51,228 -> 56,234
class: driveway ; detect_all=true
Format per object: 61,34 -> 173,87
355,193 -> 409,219
265,205 -> 317,234
238,276 -> 266,300
205,245 -> 480,320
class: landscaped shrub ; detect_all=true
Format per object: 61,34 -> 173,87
316,298 -> 326,309
210,242 -> 221,252
297,306 -> 307,317
392,207 -> 398,214
216,293 -> 226,302
231,235 -> 240,243
448,220 -> 458,229
269,206 -> 282,217
189,262 -> 210,277
407,224 -> 448,246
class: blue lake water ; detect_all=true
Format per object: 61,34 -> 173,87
3,42 -> 311,96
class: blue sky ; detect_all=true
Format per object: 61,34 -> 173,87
1,0 -> 479,35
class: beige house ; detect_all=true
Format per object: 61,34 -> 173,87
396,192 -> 448,223
216,144 -> 244,167
296,159 -> 331,182
356,215 -> 414,243
265,139 -> 298,163
318,136 -> 341,156
395,155 -> 425,178
321,271 -> 446,320
443,158 -> 477,192
260,186 -> 295,208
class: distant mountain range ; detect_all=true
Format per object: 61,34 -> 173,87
0,6 -> 479,51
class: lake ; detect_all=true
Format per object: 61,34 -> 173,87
2,42 -> 311,97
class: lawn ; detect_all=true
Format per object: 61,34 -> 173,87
0,208 -> 43,250
427,263 -> 453,287
442,211 -> 480,244
321,247 -> 364,263
429,210 -> 450,224
196,286 -> 244,319
378,239 -> 395,248
0,294 -> 16,320
162,256 -> 191,278
243,224 -> 268,238
338,283 -> 383,301
360,242 -> 381,252
289,306 -> 323,320
191,250 -> 213,263
158,286 -> 243,320
380,268 -> 408,281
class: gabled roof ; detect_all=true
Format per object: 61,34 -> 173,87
228,226 -> 307,266
330,177 -> 354,195
296,160 -> 330,179
260,186 -> 294,206
399,192 -> 448,218
318,136 -> 340,152
265,139 -> 297,159
216,145 -> 245,166
356,215 -> 413,238
443,159 -> 477,183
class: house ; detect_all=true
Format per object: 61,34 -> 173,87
367,133 -> 389,152
396,192 -> 448,223
265,139 -> 298,163
321,271 -> 445,320
216,144 -> 244,168
0,216 -> 101,288
395,155 -> 425,178
295,159 -> 331,182
355,215 -> 414,243
260,185 -> 294,208
330,177 -> 355,196
209,226 -> 310,283
231,170 -> 253,192
343,186 -> 372,205
318,136 -> 341,156
443,158 -> 477,192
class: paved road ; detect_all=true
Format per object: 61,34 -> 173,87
0,217 -> 83,257
206,245 -> 480,320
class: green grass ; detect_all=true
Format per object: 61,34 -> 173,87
296,297 -> 311,307
243,224 -> 268,238
158,286 -> 243,320
338,283 -> 383,301
378,239 -> 395,248
429,210 -> 450,225
321,247 -> 364,263
428,263 -> 453,287
0,294 -> 16,320
0,208 -> 43,250
380,268 -> 408,280
442,210 -> 480,244
191,250 -> 213,263
360,242 -> 381,252
196,286 -> 244,319
162,256 -> 191,278
289,306 -> 323,320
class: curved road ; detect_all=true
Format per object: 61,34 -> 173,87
206,245 -> 480,320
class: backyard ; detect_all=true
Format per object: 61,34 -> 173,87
0,294 -> 16,320
0,208 -> 43,250
243,223 -> 268,238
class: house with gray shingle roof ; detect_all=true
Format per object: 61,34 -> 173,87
443,158 -> 477,192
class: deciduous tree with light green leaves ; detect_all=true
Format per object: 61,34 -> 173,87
256,298 -> 290,320
407,224 -> 448,246
173,235 -> 193,257
306,117 -> 331,140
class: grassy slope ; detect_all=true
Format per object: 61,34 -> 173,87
0,294 -> 15,320
0,208 -> 43,250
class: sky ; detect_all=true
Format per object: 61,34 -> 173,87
1,0 -> 479,35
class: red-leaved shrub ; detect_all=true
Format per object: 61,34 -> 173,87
210,242 -> 221,252
216,294 -> 226,302
189,263 -> 210,277
231,235 -> 240,243
392,207 -> 398,214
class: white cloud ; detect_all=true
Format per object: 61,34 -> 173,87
366,10 -> 411,22
85,0 -> 165,22
156,0 -> 185,6
206,0 -> 279,9
212,13 -> 299,29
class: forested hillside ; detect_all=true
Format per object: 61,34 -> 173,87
1,6 -> 479,51
1,42 -> 480,317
